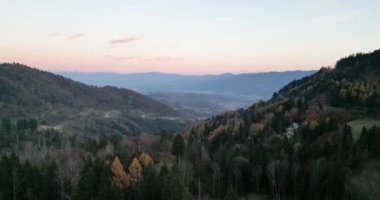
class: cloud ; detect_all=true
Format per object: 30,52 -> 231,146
67,33 -> 85,40
145,56 -> 180,64
109,36 -> 144,45
105,55 -> 139,61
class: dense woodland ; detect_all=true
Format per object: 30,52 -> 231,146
0,50 -> 380,200
0,63 -> 186,135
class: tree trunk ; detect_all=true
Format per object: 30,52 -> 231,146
198,176 -> 201,200
13,169 -> 16,200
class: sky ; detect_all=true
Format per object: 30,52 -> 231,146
1,0 -> 380,75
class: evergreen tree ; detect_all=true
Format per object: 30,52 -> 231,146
1,117 -> 11,133
137,165 -> 160,200
0,155 -> 19,200
72,158 -> 97,200
341,124 -> 353,159
161,168 -> 186,200
172,134 -> 185,160
19,160 -> 43,199
41,159 -> 59,200
224,187 -> 238,200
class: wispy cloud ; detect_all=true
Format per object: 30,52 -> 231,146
145,56 -> 180,64
109,36 -> 144,45
67,33 -> 85,40
105,55 -> 140,61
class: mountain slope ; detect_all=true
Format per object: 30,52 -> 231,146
0,63 -> 185,135
192,49 -> 380,139
188,49 -> 380,199
275,50 -> 380,110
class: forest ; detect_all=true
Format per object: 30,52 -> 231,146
0,50 -> 380,200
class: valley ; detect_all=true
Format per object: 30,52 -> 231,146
0,50 -> 379,200
2,1 -> 379,199
59,71 -> 315,119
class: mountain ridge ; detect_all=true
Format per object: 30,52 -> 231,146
58,70 -> 316,96
59,70 -> 315,119
187,49 -> 380,199
0,63 -> 186,135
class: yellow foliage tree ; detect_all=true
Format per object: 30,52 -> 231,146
139,152 -> 153,166
111,156 -> 128,189
128,157 -> 143,187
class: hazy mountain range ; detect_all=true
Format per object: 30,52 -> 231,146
59,71 -> 316,119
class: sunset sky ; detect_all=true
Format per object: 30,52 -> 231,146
1,0 -> 380,74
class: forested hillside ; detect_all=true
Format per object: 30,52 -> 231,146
0,63 -> 186,135
0,50 -> 379,200
188,49 -> 380,199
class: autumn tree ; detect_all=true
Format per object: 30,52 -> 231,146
111,156 -> 128,189
139,152 -> 153,167
128,157 -> 142,187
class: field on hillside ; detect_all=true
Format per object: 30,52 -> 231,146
348,118 -> 380,140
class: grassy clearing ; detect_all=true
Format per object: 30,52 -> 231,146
347,119 -> 380,141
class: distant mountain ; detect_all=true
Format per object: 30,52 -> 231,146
59,70 -> 315,119
59,71 -> 315,98
0,63 -> 186,135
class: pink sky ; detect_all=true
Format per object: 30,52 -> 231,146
1,1 -> 380,75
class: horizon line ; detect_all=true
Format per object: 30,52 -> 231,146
54,68 -> 319,76
1,61 -> 319,76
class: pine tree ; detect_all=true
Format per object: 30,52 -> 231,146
19,160 -> 43,199
0,155 -> 19,200
41,159 -> 59,200
172,134 -> 185,160
342,124 -> 353,159
72,158 -> 97,200
224,187 -> 239,200
98,158 -> 121,200
161,168 -> 187,200
137,165 -> 160,200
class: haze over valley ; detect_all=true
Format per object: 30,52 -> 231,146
59,70 -> 315,119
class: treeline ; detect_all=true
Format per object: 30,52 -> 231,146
0,106 -> 379,199
276,68 -> 380,111
189,74 -> 380,199
0,155 -> 58,200
1,118 -> 38,133
1,121 -> 379,200
335,49 -> 380,74
0,146 -> 191,200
